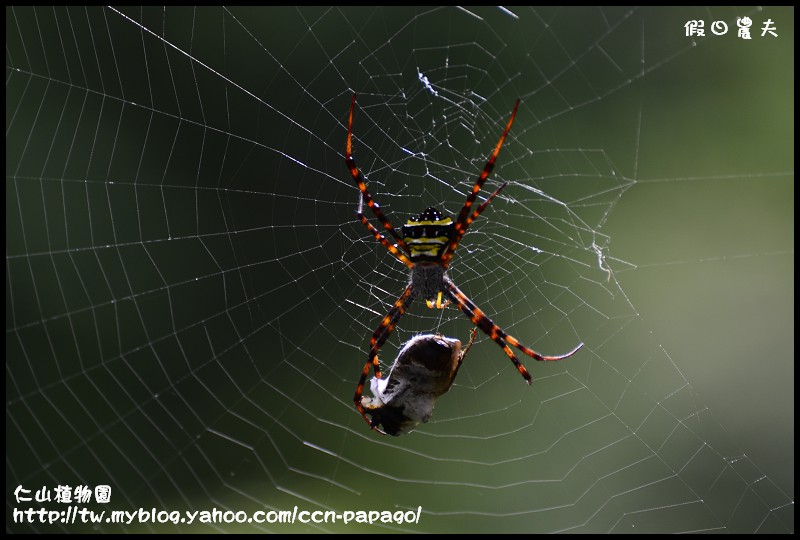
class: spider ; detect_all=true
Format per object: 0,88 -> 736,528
346,94 -> 583,433
361,329 -> 477,436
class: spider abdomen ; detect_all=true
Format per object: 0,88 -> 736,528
402,207 -> 455,262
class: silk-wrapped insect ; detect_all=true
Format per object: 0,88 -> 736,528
359,329 -> 476,436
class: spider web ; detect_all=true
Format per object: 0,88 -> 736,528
6,6 -> 793,533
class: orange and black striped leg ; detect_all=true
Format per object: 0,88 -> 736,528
459,181 -> 508,236
441,99 -> 520,268
445,280 -> 582,383
346,94 -> 410,254
354,284 -> 417,428
357,212 -> 413,268
437,182 -> 508,272
444,282 -> 532,383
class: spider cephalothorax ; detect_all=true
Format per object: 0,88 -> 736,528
345,94 -> 583,434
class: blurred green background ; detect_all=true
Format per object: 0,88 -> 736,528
6,6 -> 792,533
